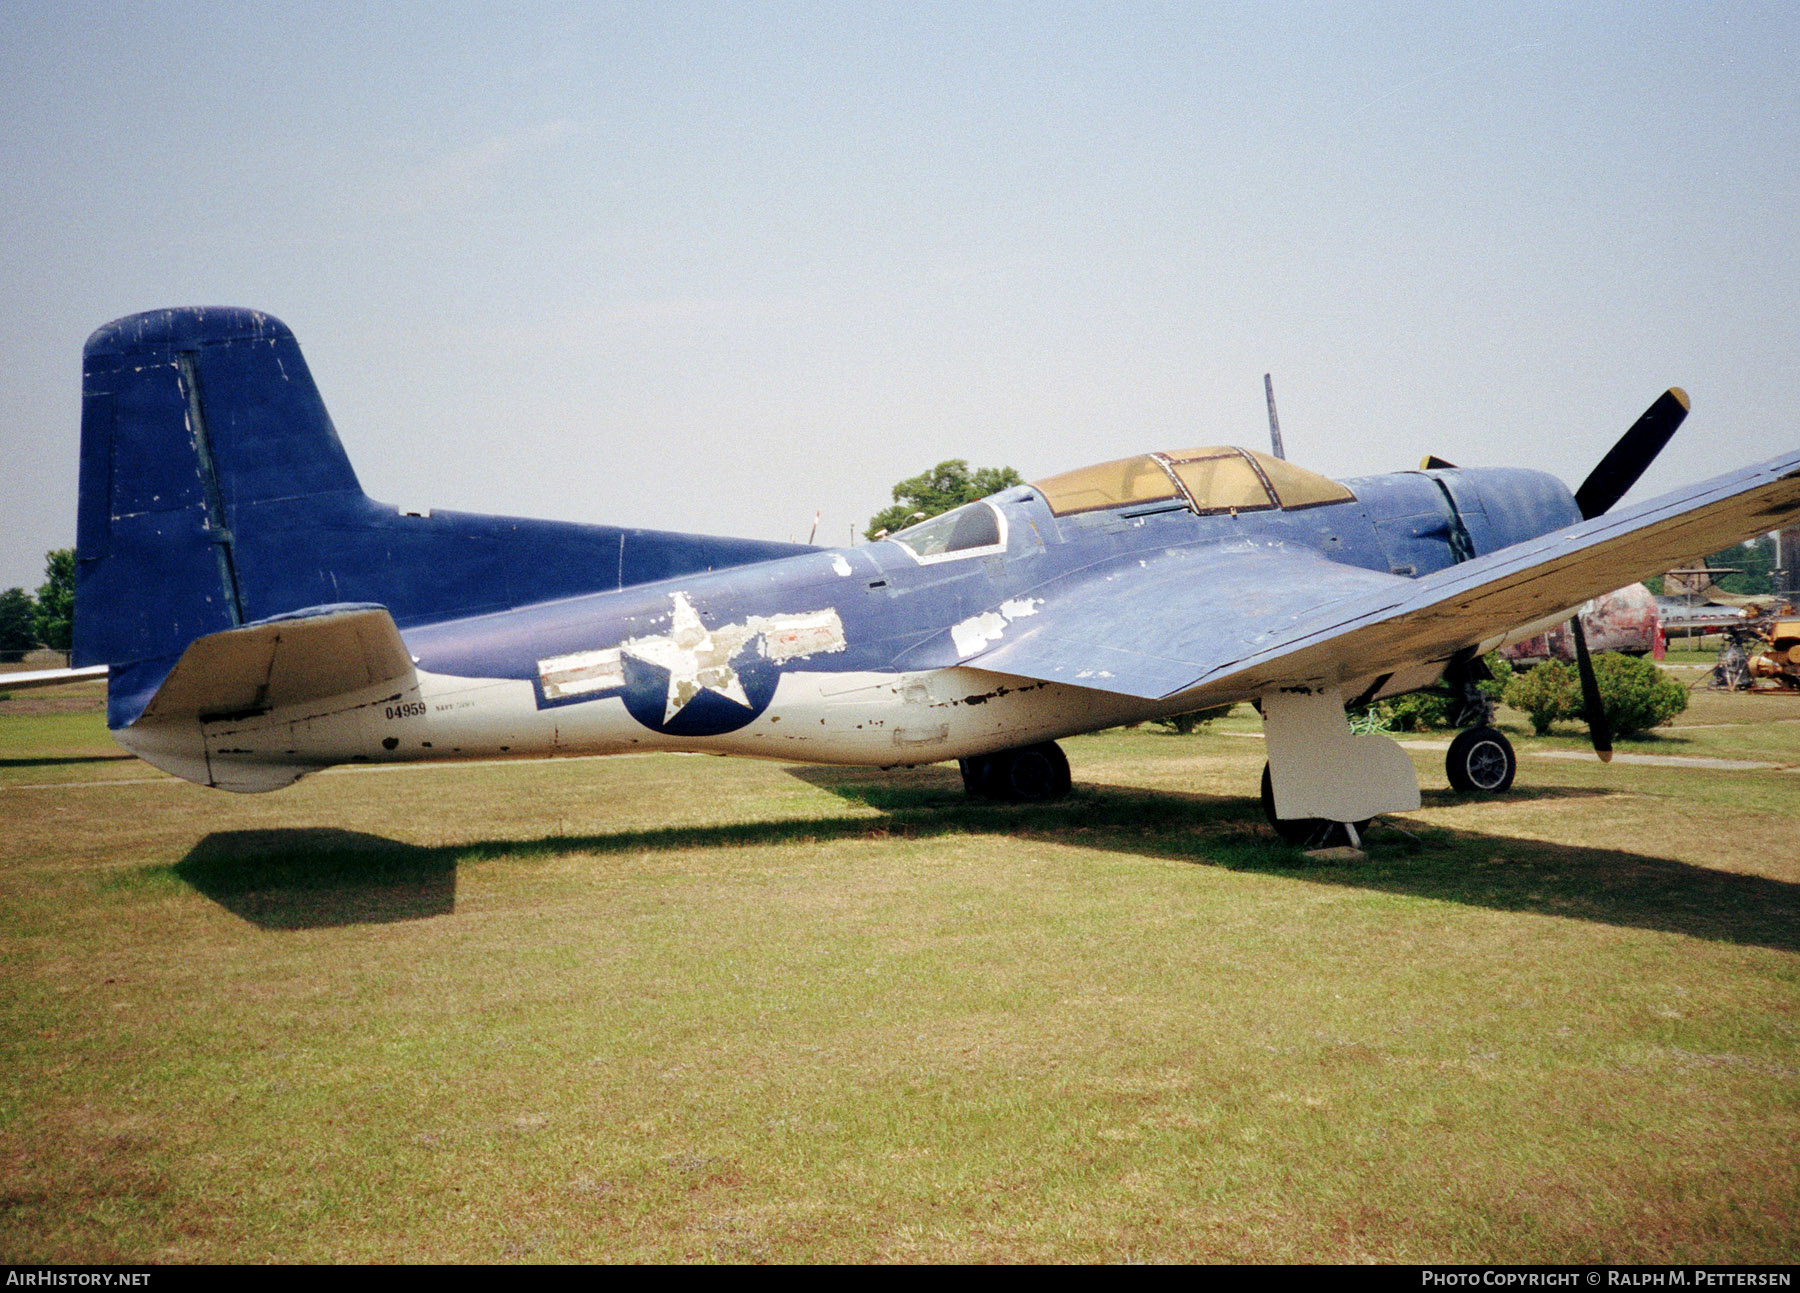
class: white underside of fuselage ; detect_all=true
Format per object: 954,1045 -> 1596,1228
113,665 -> 1169,793
111,617 -> 1572,796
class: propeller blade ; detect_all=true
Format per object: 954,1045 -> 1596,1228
1569,616 -> 1613,762
1573,388 -> 1690,519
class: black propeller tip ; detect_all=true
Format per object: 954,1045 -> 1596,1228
1573,388 -> 1691,520
1569,616 -> 1613,762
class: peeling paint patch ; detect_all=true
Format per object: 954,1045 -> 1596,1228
754,608 -> 847,662
951,611 -> 1009,657
535,594 -> 846,718
628,593 -> 756,720
893,723 -> 950,746
538,646 -> 625,700
830,554 -> 853,577
952,680 -> 1048,706
950,597 -> 1044,658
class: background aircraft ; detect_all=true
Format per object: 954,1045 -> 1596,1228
63,308 -> 1800,846
1499,583 -> 1661,666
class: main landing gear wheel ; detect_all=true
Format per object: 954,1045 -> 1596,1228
1259,763 -> 1370,850
1445,725 -> 1517,794
960,742 -> 1072,803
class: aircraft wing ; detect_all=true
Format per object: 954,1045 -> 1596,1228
968,449 -> 1800,702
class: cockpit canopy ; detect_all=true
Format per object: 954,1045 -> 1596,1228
1031,446 -> 1355,517
884,446 -> 1357,564
885,499 -> 1006,562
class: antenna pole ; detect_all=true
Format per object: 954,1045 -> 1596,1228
1264,373 -> 1286,460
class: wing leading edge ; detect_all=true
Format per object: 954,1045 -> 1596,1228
967,449 -> 1800,703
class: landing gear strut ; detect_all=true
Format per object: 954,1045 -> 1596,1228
1259,763 -> 1369,849
1444,651 -> 1497,729
1441,653 -> 1517,794
960,742 -> 1072,803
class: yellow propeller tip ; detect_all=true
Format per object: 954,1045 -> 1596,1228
1598,750 -> 1614,764
1668,387 -> 1690,411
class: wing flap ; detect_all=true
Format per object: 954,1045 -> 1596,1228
971,451 -> 1800,701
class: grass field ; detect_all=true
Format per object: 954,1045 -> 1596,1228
2,678 -> 1797,1262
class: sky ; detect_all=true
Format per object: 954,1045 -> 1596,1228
2,1 -> 1797,589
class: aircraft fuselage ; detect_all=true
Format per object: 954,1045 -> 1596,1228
116,464 -> 1580,791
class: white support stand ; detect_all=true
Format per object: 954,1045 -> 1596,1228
1261,683 -> 1421,823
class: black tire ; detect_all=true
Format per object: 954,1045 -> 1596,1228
975,742 -> 1072,803
1446,725 -> 1516,794
959,755 -> 995,798
1260,763 -> 1369,849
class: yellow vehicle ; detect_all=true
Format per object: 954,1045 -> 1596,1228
1747,618 -> 1800,691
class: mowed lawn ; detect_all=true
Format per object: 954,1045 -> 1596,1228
1,679 -> 1797,1263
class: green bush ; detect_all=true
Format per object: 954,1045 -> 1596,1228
1347,705 -> 1392,735
1504,660 -> 1580,735
1344,692 -> 1445,733
1347,654 -> 1513,734
1151,704 -> 1234,734
1592,651 -> 1688,736
1344,693 -> 1448,733
1501,653 -> 1688,738
1383,692 -> 1453,731
1478,654 -> 1514,706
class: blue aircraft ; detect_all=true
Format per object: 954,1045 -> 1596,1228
51,307 -> 1800,845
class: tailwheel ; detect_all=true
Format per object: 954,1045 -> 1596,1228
1260,763 -> 1369,850
1445,725 -> 1516,793
962,742 -> 1071,803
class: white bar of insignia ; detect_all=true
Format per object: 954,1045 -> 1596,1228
757,610 -> 847,662
538,647 -> 625,699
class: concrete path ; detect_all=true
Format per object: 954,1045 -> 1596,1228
1221,729 -> 1796,771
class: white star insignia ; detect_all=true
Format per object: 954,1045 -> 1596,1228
535,595 -> 847,721
621,593 -> 758,723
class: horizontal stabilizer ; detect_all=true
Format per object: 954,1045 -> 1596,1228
138,603 -> 413,724
0,665 -> 109,692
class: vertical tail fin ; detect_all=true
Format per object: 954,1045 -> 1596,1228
74,308 -> 363,723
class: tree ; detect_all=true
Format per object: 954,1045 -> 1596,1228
34,548 -> 74,653
865,460 -> 1024,541
1708,534 -> 1777,596
0,587 -> 37,660
1649,534 -> 1779,597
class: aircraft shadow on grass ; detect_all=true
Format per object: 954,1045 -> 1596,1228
174,828 -> 456,930
785,765 -> 1800,954
168,773 -> 1798,952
